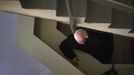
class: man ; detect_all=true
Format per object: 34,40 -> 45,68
59,28 -> 113,66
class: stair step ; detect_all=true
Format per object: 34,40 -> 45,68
114,0 -> 134,7
85,0 -> 111,23
19,0 -> 56,9
56,0 -> 67,16
90,0 -> 134,14
129,18 -> 134,33
129,0 -> 134,33
0,1 -> 134,37
109,0 -> 133,29
77,23 -> 134,38
56,0 -> 86,17
129,28 -> 134,33
0,1 -> 69,23
109,9 -> 133,28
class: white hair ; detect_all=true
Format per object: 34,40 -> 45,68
74,29 -> 88,39
74,29 -> 88,44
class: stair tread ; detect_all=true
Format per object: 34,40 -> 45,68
0,1 -> 69,23
19,0 -> 56,9
56,0 -> 86,17
77,23 -> 134,38
85,0 -> 111,23
0,1 -> 133,38
109,0 -> 133,29
129,28 -> 134,33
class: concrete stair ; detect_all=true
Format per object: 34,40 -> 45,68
0,1 -> 134,75
18,0 -> 134,37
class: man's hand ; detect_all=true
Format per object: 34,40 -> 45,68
70,57 -> 80,67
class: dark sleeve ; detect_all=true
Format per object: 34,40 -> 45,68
59,39 -> 77,60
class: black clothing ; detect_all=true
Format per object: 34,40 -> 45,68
59,31 -> 113,64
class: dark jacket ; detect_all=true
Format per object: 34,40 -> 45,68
59,30 -> 113,64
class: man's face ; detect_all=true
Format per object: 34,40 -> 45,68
74,29 -> 88,45
77,37 -> 87,44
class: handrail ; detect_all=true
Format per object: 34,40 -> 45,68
90,0 -> 134,14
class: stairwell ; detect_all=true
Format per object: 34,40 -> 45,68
0,0 -> 134,75
0,0 -> 134,37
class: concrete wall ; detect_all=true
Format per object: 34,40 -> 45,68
0,11 -> 55,75
16,14 -> 84,75
34,18 -> 66,55
113,35 -> 133,64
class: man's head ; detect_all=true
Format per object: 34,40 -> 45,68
74,29 -> 88,44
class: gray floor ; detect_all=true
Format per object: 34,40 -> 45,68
0,12 -> 55,75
